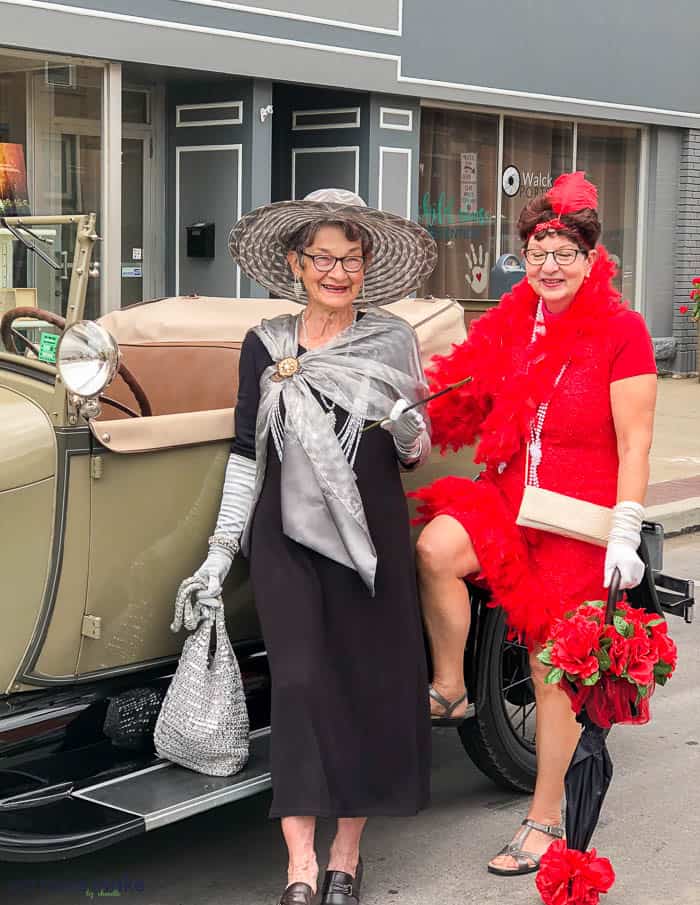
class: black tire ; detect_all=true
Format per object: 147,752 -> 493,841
459,603 -> 537,793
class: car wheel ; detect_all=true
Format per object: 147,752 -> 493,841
459,603 -> 537,793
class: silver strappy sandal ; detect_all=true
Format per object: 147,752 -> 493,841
428,686 -> 474,726
487,818 -> 565,876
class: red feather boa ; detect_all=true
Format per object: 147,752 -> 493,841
427,246 -> 626,470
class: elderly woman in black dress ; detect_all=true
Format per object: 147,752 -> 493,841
185,189 -> 437,905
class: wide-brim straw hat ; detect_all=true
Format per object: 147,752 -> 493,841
227,188 -> 437,305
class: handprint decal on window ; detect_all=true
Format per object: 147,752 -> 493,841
464,244 -> 490,295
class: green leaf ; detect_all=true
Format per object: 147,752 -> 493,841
637,684 -> 649,698
613,615 -> 631,637
646,618 -> 665,628
582,671 -> 601,686
597,650 -> 611,671
537,647 -> 553,666
586,600 -> 606,609
545,667 -> 565,685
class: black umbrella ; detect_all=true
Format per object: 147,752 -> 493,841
563,569 -> 621,851
565,715 -> 613,851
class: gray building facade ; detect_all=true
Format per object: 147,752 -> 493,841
0,0 -> 698,369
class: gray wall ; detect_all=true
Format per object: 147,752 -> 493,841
367,94 -> 421,221
4,0 -> 700,126
165,76 -> 263,297
271,84 -> 370,203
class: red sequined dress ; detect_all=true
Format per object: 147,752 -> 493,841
411,249 -> 656,648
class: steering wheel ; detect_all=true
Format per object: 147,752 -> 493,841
0,306 -> 152,418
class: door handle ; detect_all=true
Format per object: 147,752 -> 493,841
59,250 -> 69,280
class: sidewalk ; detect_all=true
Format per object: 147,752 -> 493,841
646,376 -> 700,535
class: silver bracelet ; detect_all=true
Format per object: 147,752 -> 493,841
395,433 -> 423,462
208,534 -> 240,556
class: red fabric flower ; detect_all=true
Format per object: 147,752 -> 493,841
537,840 -> 615,905
550,614 -> 601,679
604,624 -> 655,686
650,626 -> 678,675
679,305 -> 689,314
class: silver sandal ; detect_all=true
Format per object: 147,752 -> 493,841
428,686 -> 473,726
487,818 -> 565,876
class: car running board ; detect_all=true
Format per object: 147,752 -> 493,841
73,728 -> 271,831
0,730 -> 270,861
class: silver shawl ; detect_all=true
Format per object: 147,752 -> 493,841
240,309 -> 428,595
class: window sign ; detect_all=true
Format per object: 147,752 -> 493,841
38,331 -> 59,363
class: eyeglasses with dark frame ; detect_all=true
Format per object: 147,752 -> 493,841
301,252 -> 365,274
523,247 -> 584,267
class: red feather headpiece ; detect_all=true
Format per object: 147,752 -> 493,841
546,171 -> 598,216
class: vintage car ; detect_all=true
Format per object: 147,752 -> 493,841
0,214 -> 694,862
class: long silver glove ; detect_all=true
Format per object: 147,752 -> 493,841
604,501 -> 645,589
380,398 -> 431,466
194,453 -> 257,598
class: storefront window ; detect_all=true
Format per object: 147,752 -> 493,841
0,52 -> 103,331
419,108 -> 499,300
500,116 -> 574,260
576,123 -> 640,300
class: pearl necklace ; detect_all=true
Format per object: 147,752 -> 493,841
526,299 -> 568,488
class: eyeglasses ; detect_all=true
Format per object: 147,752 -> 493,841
523,248 -> 583,267
301,252 -> 365,274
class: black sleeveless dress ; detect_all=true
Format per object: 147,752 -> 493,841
231,329 -> 431,818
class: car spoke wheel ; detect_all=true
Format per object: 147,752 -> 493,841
459,602 -> 537,793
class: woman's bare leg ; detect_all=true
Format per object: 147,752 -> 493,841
416,515 -> 480,719
281,816 -> 319,892
327,817 -> 367,875
489,649 -> 581,871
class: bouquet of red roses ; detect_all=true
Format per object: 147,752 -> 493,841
537,597 -> 677,729
534,595 -> 678,905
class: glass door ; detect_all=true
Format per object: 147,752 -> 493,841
30,63 -> 103,320
121,137 -> 145,307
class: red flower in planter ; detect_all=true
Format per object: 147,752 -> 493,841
693,276 -> 700,285
536,840 -> 615,905
679,305 -> 689,314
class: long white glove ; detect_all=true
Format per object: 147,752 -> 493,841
380,398 -> 431,465
604,501 -> 645,589
193,452 -> 257,598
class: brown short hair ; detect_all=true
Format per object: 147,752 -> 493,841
284,219 -> 373,257
517,195 -> 601,251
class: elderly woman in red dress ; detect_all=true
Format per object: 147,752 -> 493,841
412,173 -> 657,876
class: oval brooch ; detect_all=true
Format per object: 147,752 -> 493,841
272,356 -> 300,381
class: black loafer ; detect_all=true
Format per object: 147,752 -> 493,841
279,881 -> 315,905
319,857 -> 363,905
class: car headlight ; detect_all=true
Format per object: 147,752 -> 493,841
56,321 -> 120,399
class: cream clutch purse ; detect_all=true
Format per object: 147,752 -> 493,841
516,485 -> 612,547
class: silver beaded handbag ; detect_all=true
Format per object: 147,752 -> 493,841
154,576 -> 250,777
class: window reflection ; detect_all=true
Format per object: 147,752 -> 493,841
419,108 -> 499,301
577,123 -> 640,301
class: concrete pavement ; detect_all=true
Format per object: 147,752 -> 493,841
647,376 -> 700,535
